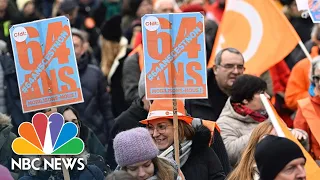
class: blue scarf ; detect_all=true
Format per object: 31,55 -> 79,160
309,83 -> 315,97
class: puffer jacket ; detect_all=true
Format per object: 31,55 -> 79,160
217,98 -> 261,167
176,125 -> 226,180
73,52 -> 114,145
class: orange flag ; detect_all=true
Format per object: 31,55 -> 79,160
208,0 -> 300,76
260,94 -> 320,179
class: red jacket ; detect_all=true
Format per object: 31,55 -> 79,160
294,96 -> 320,160
269,60 -> 290,94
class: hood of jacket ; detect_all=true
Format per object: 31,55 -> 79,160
77,52 -> 91,73
111,99 -> 148,138
0,113 -> 13,135
219,98 -> 258,124
0,113 -> 14,151
0,113 -> 11,126
190,124 -> 212,154
126,99 -> 149,120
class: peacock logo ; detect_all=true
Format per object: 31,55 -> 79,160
12,112 -> 84,155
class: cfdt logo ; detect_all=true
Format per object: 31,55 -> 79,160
12,26 -> 28,42
144,16 -> 160,31
11,113 -> 85,171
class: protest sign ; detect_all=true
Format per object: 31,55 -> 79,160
141,13 -> 207,100
10,16 -> 84,113
308,0 -> 320,23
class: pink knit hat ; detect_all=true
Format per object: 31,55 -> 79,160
0,165 -> 14,180
113,127 -> 159,167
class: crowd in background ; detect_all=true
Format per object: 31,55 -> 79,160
0,0 -> 319,179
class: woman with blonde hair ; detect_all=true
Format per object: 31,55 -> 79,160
227,121 -> 309,180
227,121 -> 274,180
100,15 -> 132,117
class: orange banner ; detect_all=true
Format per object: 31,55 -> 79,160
261,95 -> 320,179
208,0 -> 300,76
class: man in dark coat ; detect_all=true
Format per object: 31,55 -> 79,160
185,47 -> 245,121
71,28 -> 114,146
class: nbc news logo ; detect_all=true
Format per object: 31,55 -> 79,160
11,113 -> 85,170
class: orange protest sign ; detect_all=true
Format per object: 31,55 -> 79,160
208,0 -> 300,76
10,16 -> 84,113
260,94 -> 320,179
141,13 -> 208,99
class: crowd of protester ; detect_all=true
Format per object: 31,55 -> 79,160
0,0 -> 319,179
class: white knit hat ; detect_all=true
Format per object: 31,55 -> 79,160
16,0 -> 33,11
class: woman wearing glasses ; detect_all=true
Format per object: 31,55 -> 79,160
294,57 -> 320,164
140,99 -> 226,180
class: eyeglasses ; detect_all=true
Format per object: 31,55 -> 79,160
218,64 -> 245,71
312,75 -> 320,83
146,123 -> 172,134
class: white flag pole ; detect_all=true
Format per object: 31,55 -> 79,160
260,94 -> 285,137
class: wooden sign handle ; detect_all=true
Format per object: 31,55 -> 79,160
172,99 -> 180,166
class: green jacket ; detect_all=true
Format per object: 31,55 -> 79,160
80,125 -> 106,160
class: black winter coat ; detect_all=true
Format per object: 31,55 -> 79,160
185,68 -> 229,121
108,46 -> 132,117
185,69 -> 232,175
106,99 -> 148,169
73,53 -> 114,145
181,125 -> 226,180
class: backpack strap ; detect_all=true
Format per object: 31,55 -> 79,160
192,118 -> 220,145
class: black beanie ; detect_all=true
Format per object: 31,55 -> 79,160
60,0 -> 78,13
129,0 -> 143,15
279,0 -> 294,6
100,15 -> 122,42
254,135 -> 305,180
